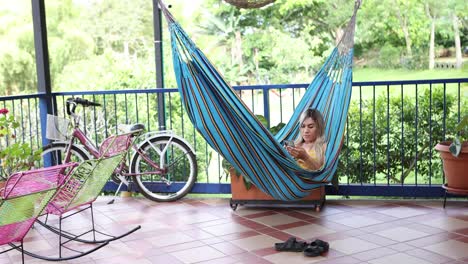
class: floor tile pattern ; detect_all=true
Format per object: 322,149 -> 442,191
0,197 -> 467,263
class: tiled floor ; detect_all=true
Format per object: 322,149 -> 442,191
1,197 -> 467,263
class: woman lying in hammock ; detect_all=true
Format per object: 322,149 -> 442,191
285,109 -> 327,170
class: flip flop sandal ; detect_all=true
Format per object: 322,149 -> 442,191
311,239 -> 329,252
303,244 -> 322,257
274,237 -> 307,252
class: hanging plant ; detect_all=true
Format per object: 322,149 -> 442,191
224,0 -> 275,9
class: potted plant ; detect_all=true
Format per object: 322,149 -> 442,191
223,115 -> 282,193
435,114 -> 468,193
225,117 -> 325,211
0,108 -> 42,189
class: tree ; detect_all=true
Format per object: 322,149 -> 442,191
354,0 -> 402,58
424,0 -> 444,69
0,1 -> 37,95
79,0 -> 153,60
273,0 -> 355,46
393,0 -> 417,57
447,0 -> 466,69
50,0 -> 157,92
197,8 -> 245,83
451,13 -> 462,69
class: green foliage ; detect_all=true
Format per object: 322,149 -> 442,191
270,122 -> 286,135
1,0 -> 467,96
0,41 -> 36,95
449,115 -> 468,156
378,44 -> 401,69
400,48 -> 429,70
455,115 -> 468,142
353,68 -> 468,82
0,109 -> 42,180
338,86 -> 466,185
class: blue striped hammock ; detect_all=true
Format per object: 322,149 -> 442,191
159,1 -> 360,201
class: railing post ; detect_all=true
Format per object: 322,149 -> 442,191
153,0 -> 166,131
31,0 -> 54,147
263,87 -> 270,128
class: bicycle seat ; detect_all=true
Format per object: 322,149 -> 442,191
130,123 -> 145,132
117,123 -> 146,133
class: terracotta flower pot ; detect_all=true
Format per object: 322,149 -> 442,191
231,173 -> 276,200
230,169 -> 324,201
435,141 -> 468,194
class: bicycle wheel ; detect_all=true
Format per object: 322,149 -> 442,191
130,136 -> 197,202
41,142 -> 90,167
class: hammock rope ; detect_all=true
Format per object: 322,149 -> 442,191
158,0 -> 361,201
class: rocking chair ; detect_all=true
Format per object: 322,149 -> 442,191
35,153 -> 141,259
0,163 -> 109,263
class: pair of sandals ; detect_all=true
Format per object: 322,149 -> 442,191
274,237 -> 329,257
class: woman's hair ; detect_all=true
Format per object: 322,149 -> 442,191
295,109 -> 327,163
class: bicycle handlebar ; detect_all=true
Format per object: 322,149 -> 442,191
66,97 -> 101,115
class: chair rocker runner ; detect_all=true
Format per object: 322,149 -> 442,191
0,163 -> 109,263
157,0 -> 361,200
35,153 -> 141,257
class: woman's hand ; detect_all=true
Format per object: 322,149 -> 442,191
286,146 -> 308,160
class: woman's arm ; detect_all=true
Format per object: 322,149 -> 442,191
286,145 -> 325,170
311,142 -> 327,170
301,152 -> 323,170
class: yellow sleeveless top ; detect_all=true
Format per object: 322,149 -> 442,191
297,149 -> 317,169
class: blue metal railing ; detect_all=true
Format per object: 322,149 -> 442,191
0,95 -> 43,151
1,78 -> 466,197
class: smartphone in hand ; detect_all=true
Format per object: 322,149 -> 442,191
284,140 -> 295,147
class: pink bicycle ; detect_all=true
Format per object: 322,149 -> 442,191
41,97 -> 197,202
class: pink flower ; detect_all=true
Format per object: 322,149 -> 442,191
0,108 -> 8,115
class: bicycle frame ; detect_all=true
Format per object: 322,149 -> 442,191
44,97 -> 197,203
61,126 -> 168,177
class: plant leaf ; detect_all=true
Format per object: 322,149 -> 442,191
449,138 -> 461,157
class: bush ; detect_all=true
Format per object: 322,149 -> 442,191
400,48 -> 428,70
377,44 -> 401,69
337,86 -> 461,185
0,108 -> 42,180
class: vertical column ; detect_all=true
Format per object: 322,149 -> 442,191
153,0 -> 166,130
32,0 -> 53,147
